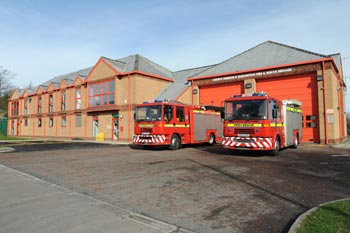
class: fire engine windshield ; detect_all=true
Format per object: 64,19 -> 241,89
225,100 -> 268,120
135,105 -> 162,122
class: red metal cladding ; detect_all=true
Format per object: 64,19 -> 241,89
256,73 -> 319,143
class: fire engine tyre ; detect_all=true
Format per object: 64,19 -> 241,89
169,134 -> 181,150
270,137 -> 280,156
292,134 -> 299,149
208,133 -> 215,145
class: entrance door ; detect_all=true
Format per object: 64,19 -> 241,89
93,119 -> 99,138
113,119 -> 119,140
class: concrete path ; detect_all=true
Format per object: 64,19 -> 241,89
0,164 -> 188,233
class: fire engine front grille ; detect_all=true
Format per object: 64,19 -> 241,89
234,128 -> 255,134
141,128 -> 153,133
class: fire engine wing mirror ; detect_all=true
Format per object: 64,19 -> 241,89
221,111 -> 225,119
134,113 -> 136,120
272,109 -> 278,119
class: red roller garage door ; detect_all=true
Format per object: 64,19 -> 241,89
200,82 -> 243,107
256,73 -> 319,143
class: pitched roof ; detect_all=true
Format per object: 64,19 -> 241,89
101,57 -> 126,72
329,53 -> 342,72
155,65 -> 215,100
118,54 -> 174,79
39,67 -> 92,89
27,41 -> 342,102
191,41 -> 330,78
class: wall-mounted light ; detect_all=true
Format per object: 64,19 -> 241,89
245,83 -> 252,89
192,89 -> 198,94
317,75 -> 323,81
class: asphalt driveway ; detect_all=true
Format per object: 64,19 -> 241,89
0,142 -> 349,232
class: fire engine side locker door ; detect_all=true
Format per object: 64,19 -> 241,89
283,104 -> 292,146
190,110 -> 206,143
283,103 -> 303,146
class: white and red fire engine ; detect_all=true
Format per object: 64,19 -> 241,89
222,92 -> 302,155
133,100 -> 223,150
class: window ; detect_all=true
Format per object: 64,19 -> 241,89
164,105 -> 173,121
306,115 -> 317,121
24,119 -> 28,127
76,115 -> 82,127
89,80 -> 115,107
24,98 -> 28,115
61,92 -> 66,111
76,89 -> 81,109
38,96 -> 42,114
306,122 -> 317,128
11,121 -> 14,135
49,117 -> 54,127
270,101 -> 281,120
61,116 -> 67,127
176,107 -> 185,122
49,94 -> 53,112
38,118 -> 42,127
11,101 -> 19,116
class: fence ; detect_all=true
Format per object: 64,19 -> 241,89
0,117 -> 7,136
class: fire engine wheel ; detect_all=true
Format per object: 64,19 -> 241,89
169,135 -> 181,150
208,133 -> 215,145
292,135 -> 299,149
270,137 -> 280,156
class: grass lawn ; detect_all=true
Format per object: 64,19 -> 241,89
0,133 -> 26,141
297,199 -> 350,233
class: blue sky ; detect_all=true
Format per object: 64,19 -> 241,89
1,0 -> 349,109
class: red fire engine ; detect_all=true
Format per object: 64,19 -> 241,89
133,100 -> 223,150
222,92 -> 302,155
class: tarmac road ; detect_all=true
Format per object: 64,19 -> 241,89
0,142 -> 349,233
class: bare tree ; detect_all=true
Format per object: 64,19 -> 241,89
0,66 -> 15,97
22,81 -> 34,91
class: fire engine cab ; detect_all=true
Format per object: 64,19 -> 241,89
222,92 -> 302,155
133,100 -> 223,150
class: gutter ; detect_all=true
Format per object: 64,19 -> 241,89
322,61 -> 328,144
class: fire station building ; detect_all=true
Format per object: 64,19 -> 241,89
8,41 -> 347,144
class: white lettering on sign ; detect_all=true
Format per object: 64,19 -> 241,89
212,68 -> 293,82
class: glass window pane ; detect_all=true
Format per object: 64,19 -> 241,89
77,99 -> 81,109
76,89 -> 81,98
76,115 -> 82,127
108,94 -> 114,104
95,96 -> 100,106
62,117 -> 66,126
90,86 -> 94,96
102,95 -> 107,105
89,97 -> 94,107
109,80 -> 115,92
96,84 -> 100,94
102,83 -> 107,93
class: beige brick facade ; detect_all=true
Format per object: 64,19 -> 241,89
7,42 -> 347,144
8,57 -> 176,142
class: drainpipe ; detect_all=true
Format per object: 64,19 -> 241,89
191,81 -> 195,105
337,77 -> 343,140
128,74 -> 131,142
322,61 -> 328,144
